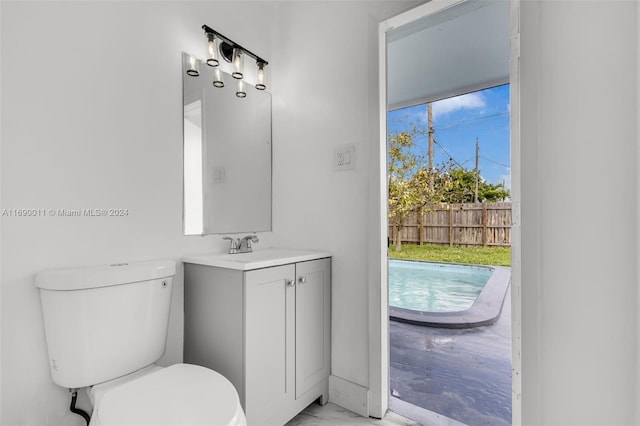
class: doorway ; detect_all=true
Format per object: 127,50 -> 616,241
374,0 -> 521,423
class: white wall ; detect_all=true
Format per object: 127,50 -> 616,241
8,2 -> 637,426
520,1 -> 638,424
272,0 -> 372,389
269,1 -> 417,412
1,1 -> 423,424
0,2 -> 277,425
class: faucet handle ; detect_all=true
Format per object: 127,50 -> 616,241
223,236 -> 239,254
238,235 -> 259,253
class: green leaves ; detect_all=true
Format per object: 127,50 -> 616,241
387,129 -> 510,251
388,130 -> 453,250
443,167 -> 510,203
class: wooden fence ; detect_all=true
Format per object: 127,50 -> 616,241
389,202 -> 512,247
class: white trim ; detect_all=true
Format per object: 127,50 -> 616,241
374,0 -> 522,422
387,77 -> 510,112
509,1 -> 522,424
367,18 -> 390,420
328,375 -> 369,418
383,0 -> 466,31
389,397 -> 466,426
636,2 -> 640,423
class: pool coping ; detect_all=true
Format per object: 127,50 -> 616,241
389,261 -> 511,329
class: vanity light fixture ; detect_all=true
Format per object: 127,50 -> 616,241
255,61 -> 266,90
184,25 -> 269,95
236,79 -> 246,98
206,33 -> 220,67
212,68 -> 224,88
231,48 -> 244,79
185,55 -> 200,77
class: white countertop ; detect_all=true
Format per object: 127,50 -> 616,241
182,248 -> 332,271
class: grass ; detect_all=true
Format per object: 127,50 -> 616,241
388,243 -> 511,267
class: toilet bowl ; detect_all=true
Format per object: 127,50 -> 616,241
35,260 -> 247,426
89,364 -> 246,426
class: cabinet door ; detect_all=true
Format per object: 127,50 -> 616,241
295,258 -> 331,398
245,264 -> 295,424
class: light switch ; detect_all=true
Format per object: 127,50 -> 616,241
334,144 -> 355,171
213,166 -> 226,184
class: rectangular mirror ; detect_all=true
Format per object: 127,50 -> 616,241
183,52 -> 272,235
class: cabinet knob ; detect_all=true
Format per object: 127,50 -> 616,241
286,279 -> 295,287
298,277 -> 307,284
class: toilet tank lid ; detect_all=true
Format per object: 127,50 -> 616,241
35,260 -> 176,291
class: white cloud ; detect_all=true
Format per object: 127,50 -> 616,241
431,92 -> 486,119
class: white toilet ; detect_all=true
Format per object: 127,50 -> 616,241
36,260 -> 246,426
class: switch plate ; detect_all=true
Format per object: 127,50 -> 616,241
334,144 -> 355,171
213,166 -> 226,184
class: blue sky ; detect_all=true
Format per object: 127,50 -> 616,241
388,84 -> 510,188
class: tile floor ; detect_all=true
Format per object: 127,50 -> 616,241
286,402 -> 420,426
286,400 -> 467,426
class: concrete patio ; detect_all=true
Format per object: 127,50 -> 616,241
389,286 -> 512,425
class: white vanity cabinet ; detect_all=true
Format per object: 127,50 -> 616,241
183,250 -> 331,426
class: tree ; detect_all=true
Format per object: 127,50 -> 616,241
443,167 -> 510,203
388,130 -> 452,251
388,131 -> 417,251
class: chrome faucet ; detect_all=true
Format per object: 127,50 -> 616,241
222,236 -> 240,254
223,235 -> 259,254
239,235 -> 259,253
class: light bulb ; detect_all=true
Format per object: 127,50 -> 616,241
236,79 -> 246,98
213,68 -> 224,88
185,55 -> 200,77
206,33 -> 219,67
256,62 -> 266,90
232,48 -> 244,79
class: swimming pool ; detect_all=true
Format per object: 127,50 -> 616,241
389,260 -> 492,312
388,260 -> 511,328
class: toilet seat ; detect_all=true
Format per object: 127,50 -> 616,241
91,364 -> 246,426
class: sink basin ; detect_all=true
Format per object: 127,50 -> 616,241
182,248 -> 331,271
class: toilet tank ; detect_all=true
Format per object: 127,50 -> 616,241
35,260 -> 176,389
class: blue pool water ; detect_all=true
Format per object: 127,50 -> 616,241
389,260 -> 493,313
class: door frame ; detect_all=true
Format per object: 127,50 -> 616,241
371,1 -> 522,422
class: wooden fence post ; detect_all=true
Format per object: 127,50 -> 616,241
482,203 -> 488,246
418,208 -> 424,246
449,206 -> 454,246
392,224 -> 397,247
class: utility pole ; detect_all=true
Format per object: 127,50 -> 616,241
474,137 -> 479,203
428,103 -> 434,191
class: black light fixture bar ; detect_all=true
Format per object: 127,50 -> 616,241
201,25 -> 268,66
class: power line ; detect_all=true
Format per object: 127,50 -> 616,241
433,127 -> 510,170
432,127 -> 474,169
435,111 -> 509,132
480,156 -> 511,169
433,138 -> 465,169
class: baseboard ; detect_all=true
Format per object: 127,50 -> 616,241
328,375 -> 369,418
